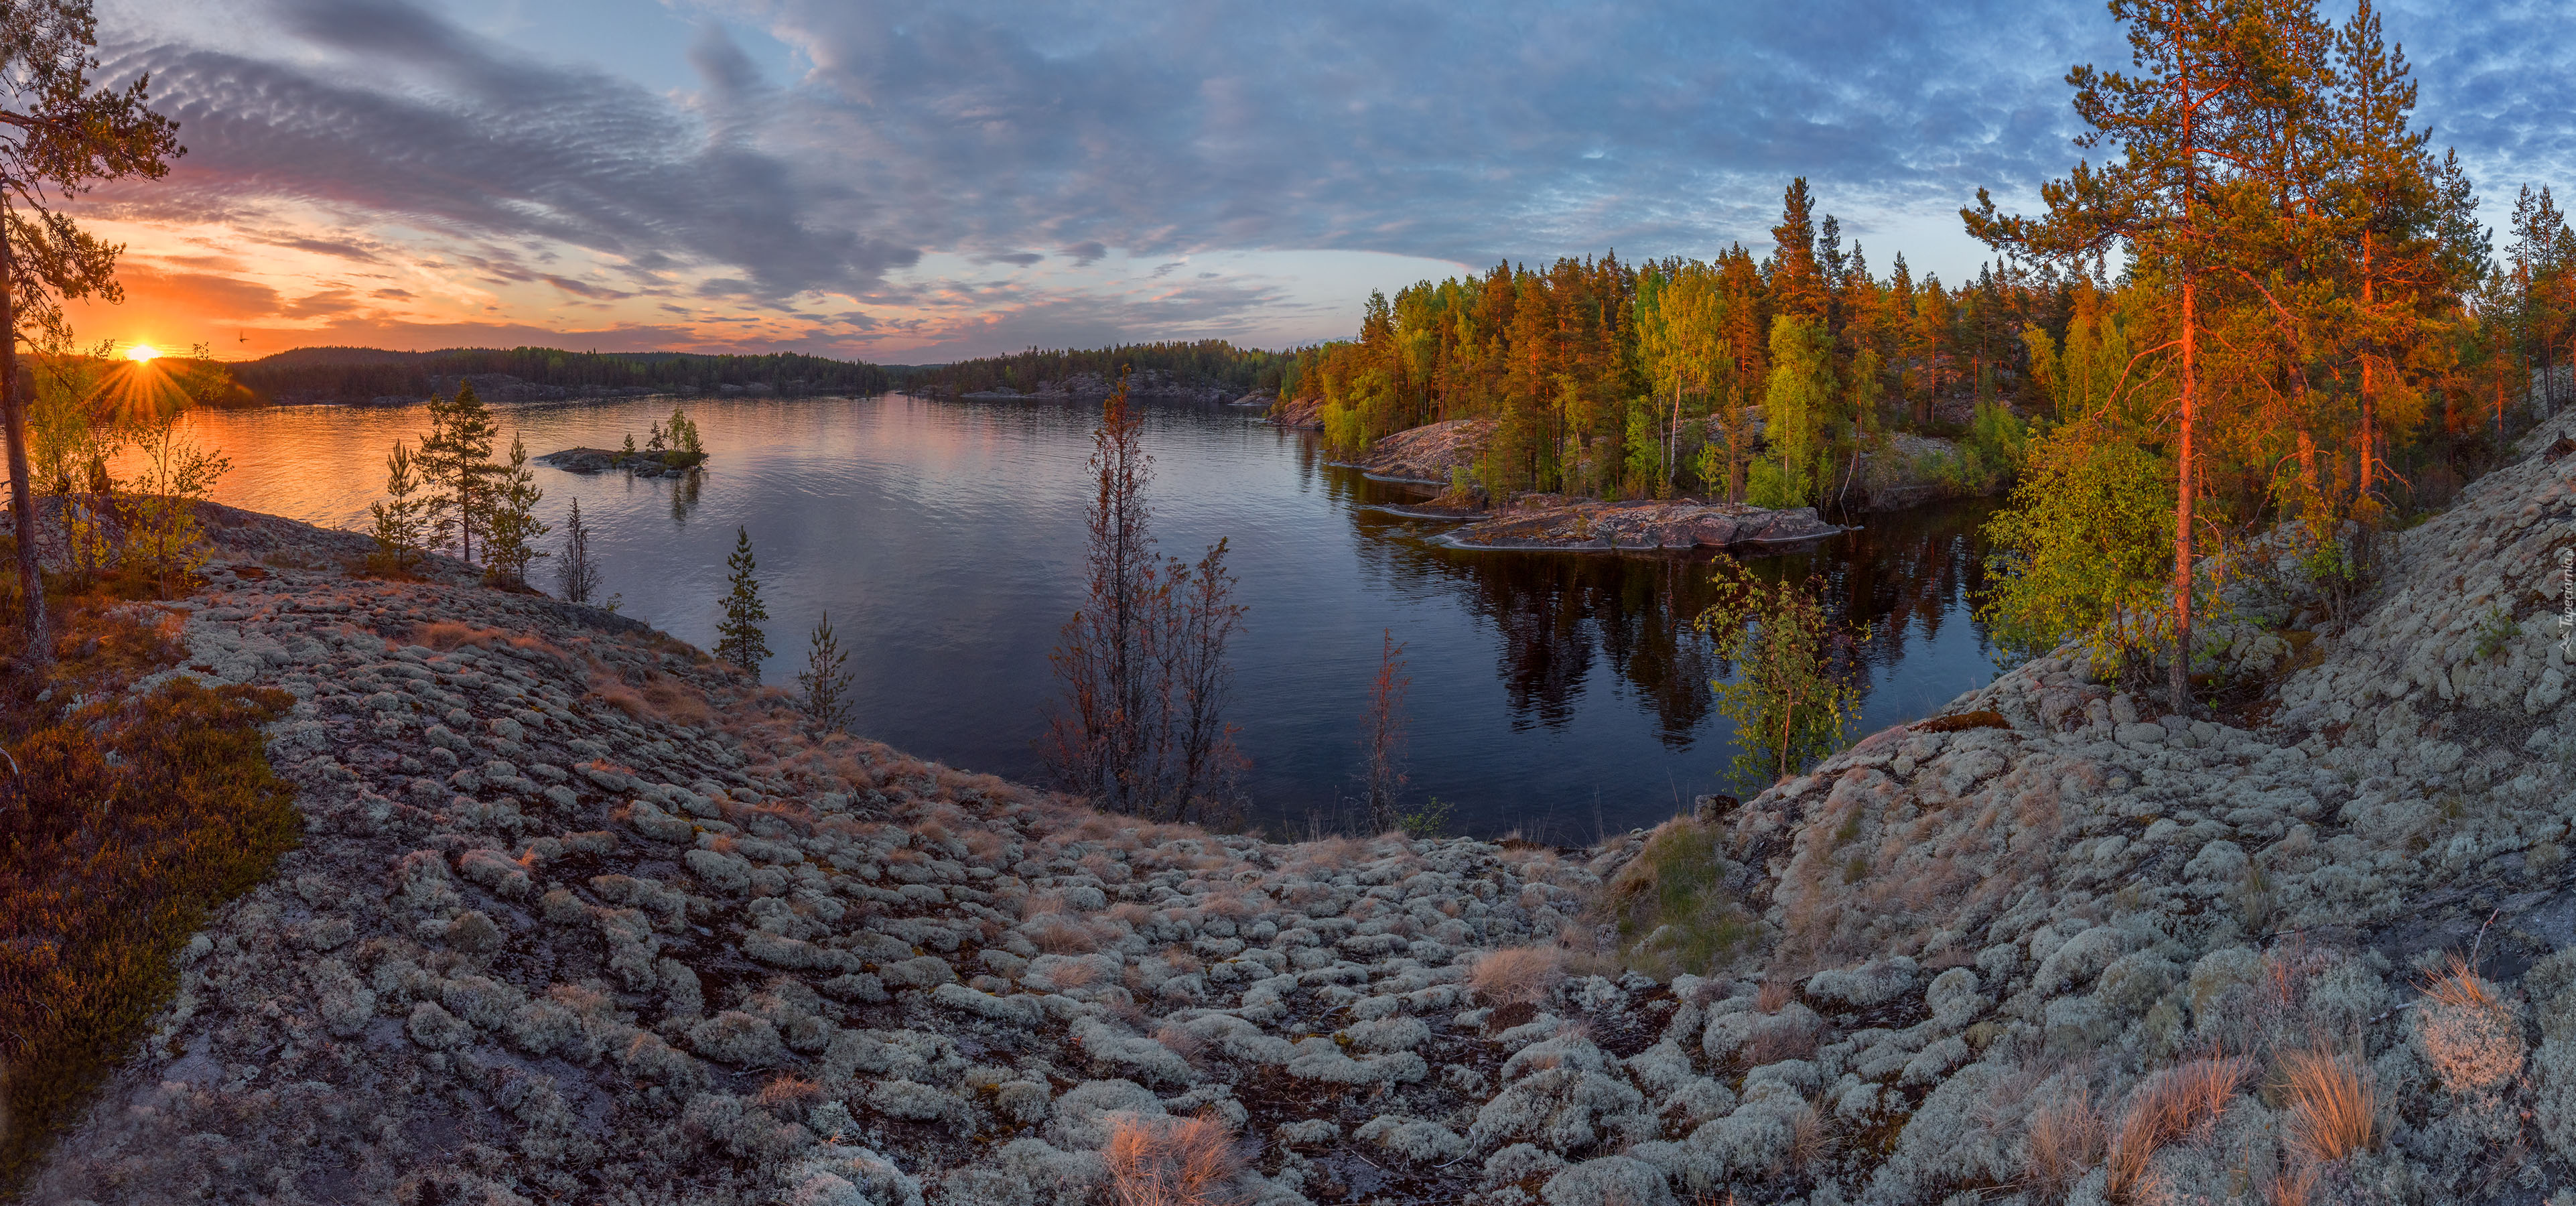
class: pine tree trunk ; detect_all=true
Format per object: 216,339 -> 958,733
0,216 -> 47,665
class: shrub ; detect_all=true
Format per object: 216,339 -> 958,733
0,678 -> 297,1190
1595,819 -> 1753,979
1694,561 -> 1871,791
1103,1112 -> 1243,1206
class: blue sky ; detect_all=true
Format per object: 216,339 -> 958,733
80,0 -> 2576,362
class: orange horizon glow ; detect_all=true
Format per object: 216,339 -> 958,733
126,344 -> 161,362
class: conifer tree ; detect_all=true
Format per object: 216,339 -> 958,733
557,497 -> 600,604
797,612 -> 852,732
480,432 -> 547,586
366,440 -> 426,573
1965,0 -> 2293,714
0,0 -> 187,661
716,525 -> 770,674
417,383 -> 498,563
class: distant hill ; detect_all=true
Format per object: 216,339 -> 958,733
228,346 -> 893,406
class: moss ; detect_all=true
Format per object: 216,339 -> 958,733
0,678 -> 297,1193
1595,820 -> 1755,980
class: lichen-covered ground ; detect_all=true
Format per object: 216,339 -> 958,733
25,405 -> 2576,1206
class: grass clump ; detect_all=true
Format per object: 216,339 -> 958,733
0,677 -> 298,1190
1594,818 -> 1754,979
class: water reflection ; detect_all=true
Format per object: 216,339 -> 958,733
140,393 -> 2002,837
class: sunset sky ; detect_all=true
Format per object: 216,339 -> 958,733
78,0 -> 2576,364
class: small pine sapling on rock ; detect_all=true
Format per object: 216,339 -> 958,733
557,498 -> 600,604
716,525 -> 770,675
797,612 -> 853,733
480,433 -> 548,587
366,440 -> 427,574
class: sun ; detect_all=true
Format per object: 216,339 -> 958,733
126,343 -> 159,362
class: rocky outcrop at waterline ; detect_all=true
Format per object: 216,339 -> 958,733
1430,494 -> 1843,552
1338,417 -> 1493,485
22,405 -> 2576,1205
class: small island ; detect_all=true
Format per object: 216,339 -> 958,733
536,446 -> 705,478
537,406 -> 708,478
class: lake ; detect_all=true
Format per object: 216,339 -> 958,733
157,392 -> 2006,840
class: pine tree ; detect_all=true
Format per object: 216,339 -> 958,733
557,498 -> 600,604
417,383 -> 499,563
1964,0 -> 2295,715
715,525 -> 770,673
797,612 -> 853,732
480,432 -> 548,585
366,440 -> 427,574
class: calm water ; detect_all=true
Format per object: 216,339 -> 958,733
154,393 -> 2003,840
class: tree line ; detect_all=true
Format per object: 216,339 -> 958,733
1295,0 -> 2573,729
906,340 -> 1293,397
230,346 -> 893,405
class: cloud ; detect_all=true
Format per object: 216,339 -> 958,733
99,0 -> 919,304
79,0 -> 2576,358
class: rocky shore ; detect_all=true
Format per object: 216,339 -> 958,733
1431,495 -> 1843,552
1336,417 -> 1491,485
23,407 -> 2576,1204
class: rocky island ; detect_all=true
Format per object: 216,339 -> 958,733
19,408 -> 2576,1206
538,446 -> 706,478
1429,495 -> 1844,552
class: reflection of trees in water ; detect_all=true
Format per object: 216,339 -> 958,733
1346,480 -> 1997,748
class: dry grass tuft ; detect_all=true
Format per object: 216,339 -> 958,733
2277,1047 -> 2376,1166
1469,945 -> 1565,1007
416,620 -> 506,649
755,1075 -> 824,1110
2415,955 -> 2522,1094
2105,1055 -> 2250,1201
1104,1112 -> 1243,1206
1755,979 -> 1795,1014
2023,1087 -> 2106,1203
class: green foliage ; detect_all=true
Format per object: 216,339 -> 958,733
417,384 -> 499,563
0,673 -> 297,1193
1922,400 -> 2031,496
662,405 -> 705,465
1394,795 -> 1452,840
366,440 -> 427,574
2473,607 -> 2518,661
716,525 -> 771,674
1980,425 -> 2180,675
1754,314 -> 1837,507
479,433 -> 548,586
1595,820 -> 1755,978
119,415 -> 230,595
1319,399 -> 1367,455
1695,561 -> 1870,792
556,497 -> 601,604
798,612 -> 854,732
